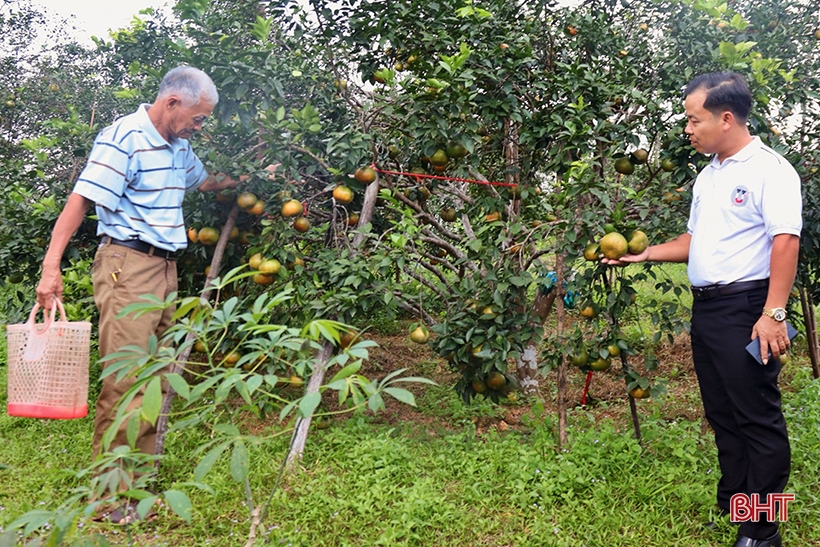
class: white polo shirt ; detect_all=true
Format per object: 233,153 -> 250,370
687,137 -> 802,287
73,104 -> 208,251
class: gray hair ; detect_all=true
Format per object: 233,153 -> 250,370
157,66 -> 219,106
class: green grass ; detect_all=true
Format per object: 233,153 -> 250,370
3,277 -> 820,546
2,358 -> 820,546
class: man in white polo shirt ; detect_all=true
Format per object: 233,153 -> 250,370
35,66 -> 244,522
606,72 -> 801,547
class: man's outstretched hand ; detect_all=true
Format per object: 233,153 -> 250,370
601,248 -> 650,267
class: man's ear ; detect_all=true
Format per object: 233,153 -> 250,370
165,95 -> 182,110
721,110 -> 735,130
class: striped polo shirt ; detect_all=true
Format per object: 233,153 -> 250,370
73,104 -> 208,251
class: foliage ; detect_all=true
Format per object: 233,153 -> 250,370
1,270 -> 431,545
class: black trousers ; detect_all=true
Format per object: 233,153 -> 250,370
691,286 -> 790,539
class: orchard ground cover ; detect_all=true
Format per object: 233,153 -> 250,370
2,269 -> 820,547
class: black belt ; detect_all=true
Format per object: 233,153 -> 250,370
690,279 -> 768,301
100,236 -> 176,260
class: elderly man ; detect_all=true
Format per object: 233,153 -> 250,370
36,66 -> 244,520
607,72 -> 801,547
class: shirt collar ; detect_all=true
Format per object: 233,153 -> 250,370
136,103 -> 185,150
709,136 -> 761,168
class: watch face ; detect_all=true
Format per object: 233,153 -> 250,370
774,309 -> 787,321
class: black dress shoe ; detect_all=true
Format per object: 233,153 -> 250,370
704,507 -> 735,530
732,531 -> 782,547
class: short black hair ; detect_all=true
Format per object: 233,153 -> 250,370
684,72 -> 752,122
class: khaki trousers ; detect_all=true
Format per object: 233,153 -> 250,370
91,242 -> 177,459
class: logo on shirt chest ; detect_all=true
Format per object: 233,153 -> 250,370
731,185 -> 750,207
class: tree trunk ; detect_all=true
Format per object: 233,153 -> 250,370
155,203 -> 241,462
352,171 -> 380,249
515,289 -> 556,395
286,340 -> 335,467
799,286 -> 820,379
554,253 -> 568,447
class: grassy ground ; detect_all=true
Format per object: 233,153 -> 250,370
2,266 -> 820,546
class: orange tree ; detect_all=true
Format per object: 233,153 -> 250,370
7,0 -> 819,443
0,1 -> 134,320
95,0 -> 819,436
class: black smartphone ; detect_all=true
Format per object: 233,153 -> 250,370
745,322 -> 798,365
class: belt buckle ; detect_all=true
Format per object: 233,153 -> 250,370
692,285 -> 715,300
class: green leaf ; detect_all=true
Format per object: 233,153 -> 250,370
141,377 -> 162,425
126,414 -> 140,448
245,374 -> 263,395
384,387 -> 416,406
195,441 -> 231,481
329,361 -> 362,383
230,441 -> 249,483
165,373 -> 190,400
367,392 -> 385,412
163,490 -> 193,522
137,494 -> 160,519
298,392 -> 321,418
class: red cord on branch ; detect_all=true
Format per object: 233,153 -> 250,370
581,370 -> 593,406
372,165 -> 518,188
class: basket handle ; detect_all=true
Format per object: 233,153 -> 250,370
23,298 -> 66,362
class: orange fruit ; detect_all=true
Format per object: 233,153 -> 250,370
228,226 -> 239,240
630,148 -> 649,164
614,157 -> 635,175
187,226 -> 198,243
589,356 -> 611,371
432,164 -> 447,173
237,192 -> 258,210
194,340 -> 207,353
333,185 -> 354,204
198,227 -> 220,245
580,304 -> 598,319
259,259 -> 281,275
429,149 -> 448,166
629,386 -> 650,399
293,216 -> 311,232
599,232 -> 628,260
446,142 -> 468,159
486,371 -> 507,391
583,243 -> 599,261
224,351 -> 241,366
339,330 -> 358,348
253,273 -> 274,285
409,326 -> 429,344
471,379 -> 488,394
249,253 -> 264,270
441,207 -> 457,222
248,200 -> 265,215
627,230 -> 649,255
570,349 -> 589,367
485,212 -> 501,222
286,256 -> 305,269
347,213 -> 359,227
281,199 -> 303,218
354,166 -> 377,183
216,190 -> 234,204
289,375 -> 305,387
238,231 -> 251,245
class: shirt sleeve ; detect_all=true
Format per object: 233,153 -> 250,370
182,144 -> 208,191
686,177 -> 702,235
72,135 -> 129,211
762,160 -> 802,238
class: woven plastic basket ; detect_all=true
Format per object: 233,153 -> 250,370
6,299 -> 91,419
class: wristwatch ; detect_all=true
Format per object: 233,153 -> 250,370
762,307 -> 787,322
